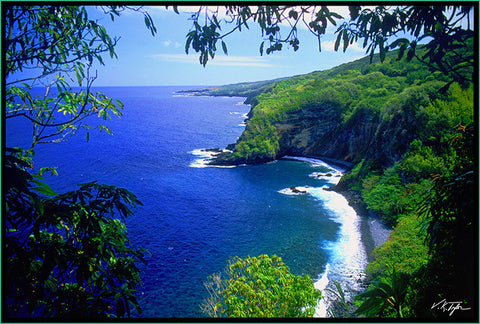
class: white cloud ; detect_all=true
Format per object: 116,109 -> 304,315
147,53 -> 285,67
211,55 -> 277,67
163,40 -> 172,47
321,39 -> 365,53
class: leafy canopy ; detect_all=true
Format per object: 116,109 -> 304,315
5,148 -> 147,318
201,255 -> 321,318
179,5 -> 474,85
5,5 -> 156,149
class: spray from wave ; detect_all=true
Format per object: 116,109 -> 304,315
189,149 -> 236,168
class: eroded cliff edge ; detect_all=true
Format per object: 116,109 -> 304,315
209,98 -> 415,172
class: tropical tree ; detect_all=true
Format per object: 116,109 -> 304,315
5,148 -> 146,318
201,255 -> 321,318
5,5 -> 157,149
4,4 -> 159,319
412,124 -> 476,318
336,6 -> 474,85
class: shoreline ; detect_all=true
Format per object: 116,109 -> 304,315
192,150 -> 391,315
318,187 -> 391,318
301,153 -> 390,261
337,189 -> 392,263
308,157 -> 391,318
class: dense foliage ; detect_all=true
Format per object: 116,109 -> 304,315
201,255 -> 321,318
181,5 -> 474,84
5,148 -> 146,318
210,44 -> 471,166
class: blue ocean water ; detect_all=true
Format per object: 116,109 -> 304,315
6,86 -> 368,318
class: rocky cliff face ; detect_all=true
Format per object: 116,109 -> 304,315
274,102 -> 341,157
212,100 -> 416,171
277,105 -> 417,168
274,103 -> 384,166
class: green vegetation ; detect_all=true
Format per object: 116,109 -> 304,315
4,5 -> 156,319
206,45 -> 470,165
183,6 -> 474,87
201,255 -> 321,318
6,4 -> 475,319
355,268 -> 411,318
5,148 -> 146,318
366,214 -> 429,279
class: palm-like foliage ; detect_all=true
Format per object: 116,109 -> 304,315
355,268 -> 410,318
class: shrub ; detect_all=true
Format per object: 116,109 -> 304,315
201,255 -> 321,318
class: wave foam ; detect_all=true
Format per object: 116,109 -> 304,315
189,149 -> 235,168
276,157 -> 366,316
310,187 -> 365,265
310,186 -> 368,311
309,172 -> 342,185
314,263 -> 330,317
172,93 -> 192,97
278,186 -> 311,196
283,156 -> 343,172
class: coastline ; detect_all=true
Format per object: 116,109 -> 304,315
307,154 -> 391,261
315,158 -> 391,317
280,155 -> 391,317
319,187 -> 391,318
196,150 -> 391,316
337,189 -> 392,263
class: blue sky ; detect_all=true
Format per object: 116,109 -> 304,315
88,5 -> 368,86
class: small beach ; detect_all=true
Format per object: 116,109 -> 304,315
278,156 -> 391,317
340,189 -> 392,262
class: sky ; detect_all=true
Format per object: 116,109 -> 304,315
86,5 -> 368,86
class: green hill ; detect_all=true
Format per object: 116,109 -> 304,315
186,42 -> 475,318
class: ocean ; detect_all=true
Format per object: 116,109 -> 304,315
6,86 -> 376,318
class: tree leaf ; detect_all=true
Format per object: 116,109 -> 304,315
31,178 -> 57,197
342,29 -> 349,52
334,30 -> 342,51
221,41 -> 228,55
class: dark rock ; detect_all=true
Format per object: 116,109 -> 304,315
204,148 -> 222,153
290,186 -> 307,194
